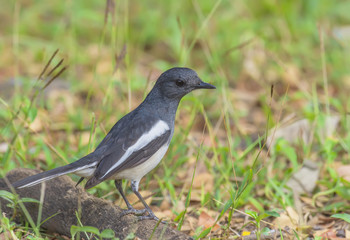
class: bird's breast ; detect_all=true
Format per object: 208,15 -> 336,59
114,143 -> 169,181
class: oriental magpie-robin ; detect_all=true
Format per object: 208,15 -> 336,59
12,67 -> 215,221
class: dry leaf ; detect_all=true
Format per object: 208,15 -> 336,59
319,229 -> 347,239
286,160 -> 319,194
197,211 -> 220,231
160,199 -> 171,211
314,229 -> 331,238
300,196 -> 313,205
185,161 -> 214,193
273,206 -> 299,229
0,232 -> 15,240
96,59 -> 112,75
187,216 -> 199,233
267,119 -> 311,148
282,64 -> 301,87
266,116 -> 340,149
346,229 -> 350,238
28,116 -> 42,132
153,209 -> 173,220
193,173 -> 214,192
318,215 -> 336,228
336,165 -> 350,182
174,200 -> 185,213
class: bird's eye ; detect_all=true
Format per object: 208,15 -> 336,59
176,80 -> 185,87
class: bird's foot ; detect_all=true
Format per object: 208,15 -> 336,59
121,207 -> 147,216
138,212 -> 167,224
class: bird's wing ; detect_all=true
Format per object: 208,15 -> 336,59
85,112 -> 171,189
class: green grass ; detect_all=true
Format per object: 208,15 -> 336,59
1,0 -> 350,239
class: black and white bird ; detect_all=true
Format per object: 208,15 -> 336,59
13,67 -> 215,221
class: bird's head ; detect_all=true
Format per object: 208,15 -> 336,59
154,67 -> 216,100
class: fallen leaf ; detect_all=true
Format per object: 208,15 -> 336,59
28,116 -> 42,132
336,165 -> 350,182
300,196 -> 313,205
153,209 -> 173,220
192,173 -> 214,192
318,215 -> 336,228
198,211 -> 220,231
185,161 -> 214,193
282,64 -> 301,87
266,116 -> 340,149
273,206 -> 299,229
346,229 -> 350,238
174,200 -> 185,213
313,229 -> 331,238
286,160 -> 320,194
266,119 -> 311,148
187,216 -> 199,233
159,198 -> 171,211
319,229 -> 347,239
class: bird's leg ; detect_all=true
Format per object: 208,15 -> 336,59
130,180 -> 165,222
114,180 -> 146,216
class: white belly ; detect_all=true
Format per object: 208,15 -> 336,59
75,167 -> 96,178
114,144 -> 169,181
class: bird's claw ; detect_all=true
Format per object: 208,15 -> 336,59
121,208 -> 147,216
138,212 -> 167,224
120,206 -> 166,223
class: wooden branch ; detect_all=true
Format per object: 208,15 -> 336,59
0,168 -> 190,240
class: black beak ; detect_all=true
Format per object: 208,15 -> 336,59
196,80 -> 216,89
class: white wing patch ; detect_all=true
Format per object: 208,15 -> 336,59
101,120 -> 170,178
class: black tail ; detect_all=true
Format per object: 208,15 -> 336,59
12,156 -> 97,189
